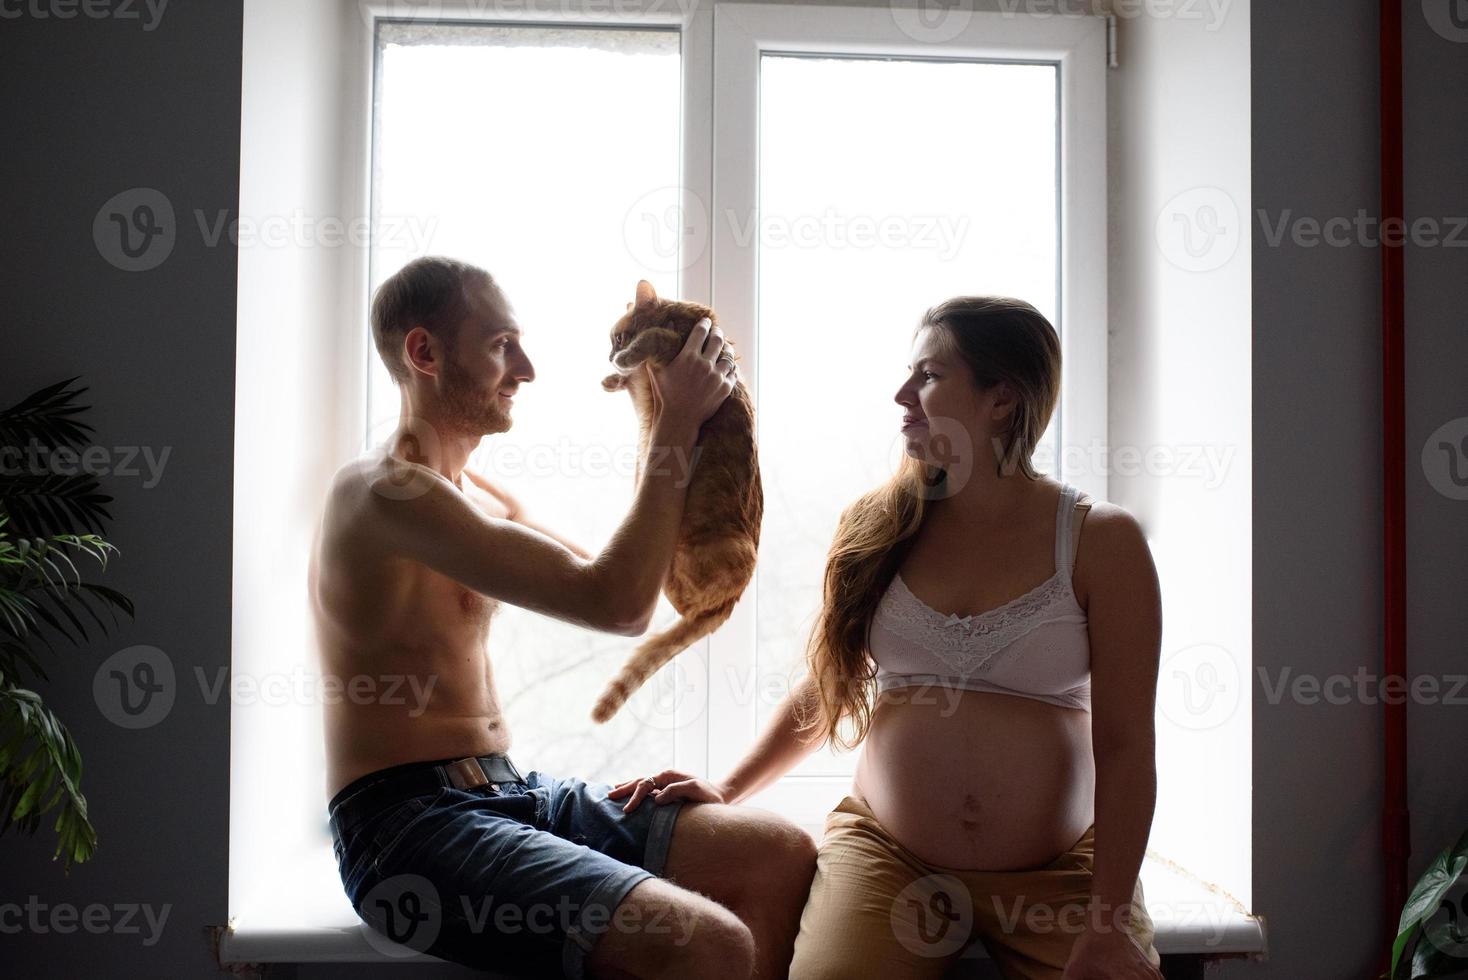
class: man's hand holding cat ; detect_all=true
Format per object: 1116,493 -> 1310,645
643,316 -> 736,438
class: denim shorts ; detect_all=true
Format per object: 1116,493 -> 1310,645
329,756 -> 685,978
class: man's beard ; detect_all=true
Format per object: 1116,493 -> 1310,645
440,358 -> 511,436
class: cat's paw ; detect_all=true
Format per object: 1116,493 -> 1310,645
601,373 -> 627,391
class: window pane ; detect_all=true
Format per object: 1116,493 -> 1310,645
755,55 -> 1059,777
369,22 -> 681,781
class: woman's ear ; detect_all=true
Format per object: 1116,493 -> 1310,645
988,382 -> 1019,422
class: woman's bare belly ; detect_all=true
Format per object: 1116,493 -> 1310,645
853,689 -> 1095,871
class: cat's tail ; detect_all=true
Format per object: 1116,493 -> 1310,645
590,598 -> 737,724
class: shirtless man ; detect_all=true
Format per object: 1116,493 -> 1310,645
309,256 -> 816,979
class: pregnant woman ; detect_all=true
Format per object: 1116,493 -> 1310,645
613,296 -> 1166,980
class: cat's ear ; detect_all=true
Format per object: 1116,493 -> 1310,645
625,301 -> 633,312
634,280 -> 659,312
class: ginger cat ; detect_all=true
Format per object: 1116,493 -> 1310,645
593,280 -> 762,723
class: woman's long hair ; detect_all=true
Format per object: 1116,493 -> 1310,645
795,296 -> 1062,749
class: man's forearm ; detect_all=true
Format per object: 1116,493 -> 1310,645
588,417 -> 702,627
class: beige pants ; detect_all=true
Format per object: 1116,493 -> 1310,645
789,795 -> 1162,980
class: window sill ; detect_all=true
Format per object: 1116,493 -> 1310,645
221,875 -> 1266,964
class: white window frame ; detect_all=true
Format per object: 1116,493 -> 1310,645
705,2 -> 1108,824
228,2 -> 1268,963
355,1 -> 1105,827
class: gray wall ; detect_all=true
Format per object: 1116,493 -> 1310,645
1238,1 -> 1386,976
1230,1 -> 1468,977
3,1 -> 1465,978
0,1 -> 241,976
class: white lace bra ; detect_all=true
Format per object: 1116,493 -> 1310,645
868,483 -> 1093,711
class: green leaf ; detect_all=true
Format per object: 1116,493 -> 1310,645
1393,836 -> 1468,978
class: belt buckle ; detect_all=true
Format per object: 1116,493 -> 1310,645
446,757 -> 488,790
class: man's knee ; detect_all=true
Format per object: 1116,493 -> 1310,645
729,812 -> 818,905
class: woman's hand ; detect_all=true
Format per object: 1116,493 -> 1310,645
608,769 -> 731,813
1060,925 -> 1164,980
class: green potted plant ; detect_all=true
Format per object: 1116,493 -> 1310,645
1386,827 -> 1468,978
0,378 -> 134,871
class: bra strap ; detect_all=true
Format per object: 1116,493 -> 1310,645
1054,483 -> 1076,573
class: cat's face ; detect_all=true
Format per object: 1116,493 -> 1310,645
608,279 -> 716,361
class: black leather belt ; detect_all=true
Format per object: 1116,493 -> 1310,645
328,753 -> 525,840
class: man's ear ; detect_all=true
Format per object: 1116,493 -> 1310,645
402,325 -> 441,379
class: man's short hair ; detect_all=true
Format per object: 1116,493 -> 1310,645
370,256 -> 495,384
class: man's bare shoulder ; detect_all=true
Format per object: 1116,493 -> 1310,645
325,448 -> 454,520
